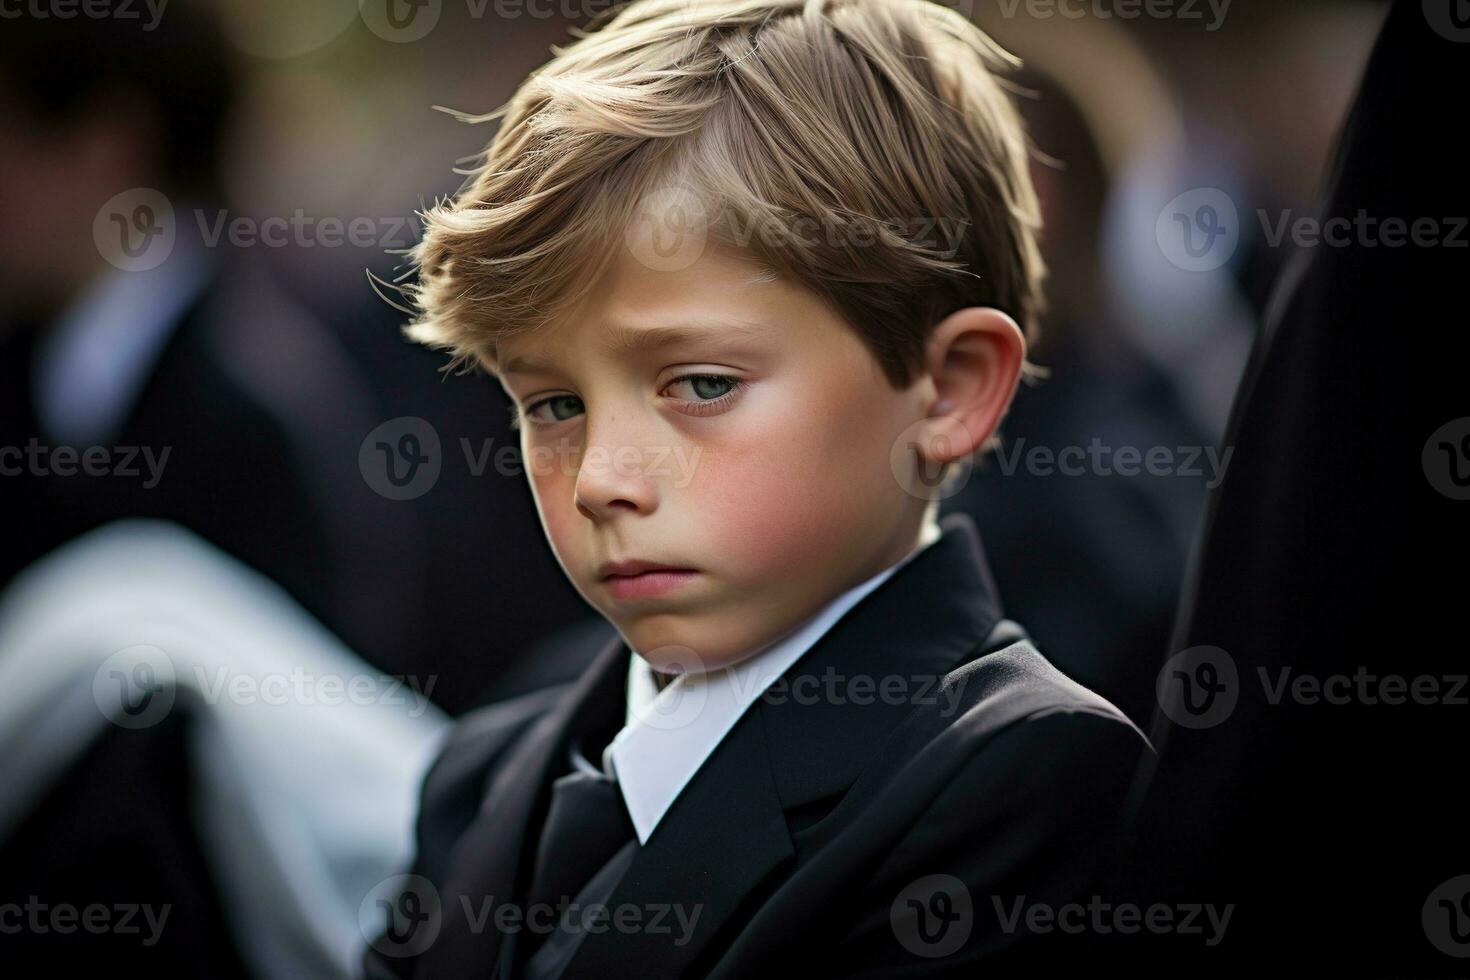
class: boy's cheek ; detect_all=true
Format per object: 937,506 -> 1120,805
694,443 -> 852,579
525,473 -> 583,569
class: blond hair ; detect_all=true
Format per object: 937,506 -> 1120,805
395,0 -> 1046,387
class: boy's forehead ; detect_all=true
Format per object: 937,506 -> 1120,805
598,240 -> 782,307
498,246 -> 801,371
498,312 -> 777,378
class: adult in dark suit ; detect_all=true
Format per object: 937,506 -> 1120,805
0,3 -> 593,703
0,7 -> 428,673
0,8 -> 585,975
0,11 -> 354,974
362,512 -> 1151,978
1123,1 -> 1469,972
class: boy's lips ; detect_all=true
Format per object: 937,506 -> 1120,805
597,558 -> 696,580
597,560 -> 700,600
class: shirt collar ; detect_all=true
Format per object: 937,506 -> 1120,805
32,234 -> 211,446
606,524 -> 942,844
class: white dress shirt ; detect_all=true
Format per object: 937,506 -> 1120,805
33,234 -> 211,446
601,523 -> 942,843
0,520 -> 448,980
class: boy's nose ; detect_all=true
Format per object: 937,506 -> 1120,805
573,439 -> 660,522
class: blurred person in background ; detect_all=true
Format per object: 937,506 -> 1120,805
0,7 -> 397,975
212,0 -> 601,708
953,61 -> 1212,728
0,0 -> 598,710
1121,2 -> 1465,973
0,1 -> 585,974
951,2 -> 1386,726
0,6 -> 378,662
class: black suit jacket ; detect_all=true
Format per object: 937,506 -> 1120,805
0,255 -> 390,660
1126,2 -> 1470,972
363,512 -> 1151,978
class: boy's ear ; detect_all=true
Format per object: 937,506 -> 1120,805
917,306 -> 1026,464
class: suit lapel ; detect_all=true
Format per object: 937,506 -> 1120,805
564,512 -> 1003,978
564,696 -> 794,979
418,633 -> 630,979
758,511 -> 1003,811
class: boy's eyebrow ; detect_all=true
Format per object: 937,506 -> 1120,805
502,319 -> 771,375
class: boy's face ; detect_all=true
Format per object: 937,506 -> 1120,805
498,244 -> 936,675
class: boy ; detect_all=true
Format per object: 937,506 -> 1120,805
364,0 -> 1151,976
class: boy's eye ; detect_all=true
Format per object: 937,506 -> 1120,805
520,394 -> 585,426
666,374 -> 738,401
514,373 -> 744,429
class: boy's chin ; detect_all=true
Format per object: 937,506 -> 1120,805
620,620 -> 790,677
623,635 -> 728,676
